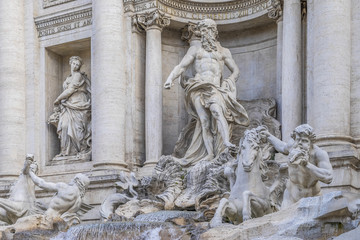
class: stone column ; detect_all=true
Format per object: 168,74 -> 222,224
310,0 -> 351,139
281,0 -> 302,142
91,0 -> 128,171
134,10 -> 170,175
351,0 -> 360,138
0,0 -> 26,178
268,0 -> 284,126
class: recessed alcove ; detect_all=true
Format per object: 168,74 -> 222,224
44,38 -> 91,165
161,19 -> 278,155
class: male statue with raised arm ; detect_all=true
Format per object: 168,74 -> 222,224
164,19 -> 249,166
264,124 -> 333,208
29,164 -> 90,225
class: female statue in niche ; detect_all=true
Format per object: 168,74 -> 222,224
48,56 -> 91,161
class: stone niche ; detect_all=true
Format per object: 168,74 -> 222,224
44,38 -> 91,165
161,19 -> 278,155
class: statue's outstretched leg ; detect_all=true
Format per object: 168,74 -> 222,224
193,96 -> 214,159
209,104 -> 235,148
210,198 -> 238,228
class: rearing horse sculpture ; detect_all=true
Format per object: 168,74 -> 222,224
0,155 -> 40,224
210,126 -> 284,227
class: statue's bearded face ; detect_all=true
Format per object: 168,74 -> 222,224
200,26 -> 217,52
293,134 -> 311,152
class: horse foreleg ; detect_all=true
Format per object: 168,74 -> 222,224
210,198 -> 231,228
242,190 -> 253,221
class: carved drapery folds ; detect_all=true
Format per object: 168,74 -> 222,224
268,0 -> 283,21
133,9 -> 170,32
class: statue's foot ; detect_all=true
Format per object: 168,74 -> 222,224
224,141 -> 236,148
209,217 -> 223,228
243,215 -> 252,221
203,154 -> 214,161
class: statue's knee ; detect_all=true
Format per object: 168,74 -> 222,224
210,104 -> 221,118
243,190 -> 251,198
200,117 -> 210,129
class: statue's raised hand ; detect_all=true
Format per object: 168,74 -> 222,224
164,79 -> 173,89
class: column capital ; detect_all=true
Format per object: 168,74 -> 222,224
181,22 -> 201,43
268,0 -> 283,21
133,9 -> 170,32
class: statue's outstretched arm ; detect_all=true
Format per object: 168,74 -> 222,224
267,134 -> 290,155
223,48 -> 239,82
29,169 -> 59,192
164,46 -> 197,89
305,148 -> 333,184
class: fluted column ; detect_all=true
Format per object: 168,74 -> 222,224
310,0 -> 351,139
134,10 -> 170,175
92,0 -> 128,171
0,0 -> 26,178
281,0 -> 302,141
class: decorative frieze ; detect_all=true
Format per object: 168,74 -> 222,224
35,7 -> 92,37
42,0 -> 76,9
125,0 -> 275,23
133,9 -> 170,31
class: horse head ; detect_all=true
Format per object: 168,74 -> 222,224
238,126 -> 269,173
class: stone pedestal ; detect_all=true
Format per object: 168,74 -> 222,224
91,0 -> 128,171
0,0 -> 26,179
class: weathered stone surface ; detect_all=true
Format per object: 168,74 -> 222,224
202,191 -> 360,240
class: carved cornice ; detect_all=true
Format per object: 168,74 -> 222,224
267,0 -> 282,21
42,0 -> 76,9
35,7 -> 92,37
133,9 -> 170,31
158,0 -> 265,13
124,0 -> 276,24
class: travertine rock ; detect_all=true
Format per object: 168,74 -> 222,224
100,172 -> 139,221
202,191 -> 360,240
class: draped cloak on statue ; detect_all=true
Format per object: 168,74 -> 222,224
174,76 -> 249,167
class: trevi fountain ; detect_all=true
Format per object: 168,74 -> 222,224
0,0 -> 360,239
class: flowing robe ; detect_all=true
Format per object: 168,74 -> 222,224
57,73 -> 91,156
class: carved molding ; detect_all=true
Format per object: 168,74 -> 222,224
42,0 -> 76,9
133,9 -> 171,31
124,0 -> 275,23
35,7 -> 92,37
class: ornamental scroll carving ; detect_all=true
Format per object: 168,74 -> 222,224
267,0 -> 283,21
133,9 -> 171,32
